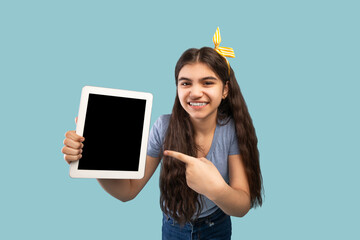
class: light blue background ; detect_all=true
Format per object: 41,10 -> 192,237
1,0 -> 359,239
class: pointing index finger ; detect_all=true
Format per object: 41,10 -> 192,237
164,150 -> 195,164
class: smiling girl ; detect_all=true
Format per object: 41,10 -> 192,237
62,28 -> 263,239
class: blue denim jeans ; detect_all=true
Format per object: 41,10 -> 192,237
162,208 -> 232,240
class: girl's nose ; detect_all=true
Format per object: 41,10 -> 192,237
189,85 -> 203,99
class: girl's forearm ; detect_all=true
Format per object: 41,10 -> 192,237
97,179 -> 135,202
97,156 -> 160,203
209,183 -> 251,217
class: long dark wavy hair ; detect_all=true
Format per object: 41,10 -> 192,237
160,47 -> 263,224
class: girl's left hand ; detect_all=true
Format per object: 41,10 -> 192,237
164,150 -> 227,201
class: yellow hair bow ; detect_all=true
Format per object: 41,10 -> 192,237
213,27 -> 235,74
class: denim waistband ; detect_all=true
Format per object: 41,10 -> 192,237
163,207 -> 227,227
191,208 -> 224,225
162,207 -> 232,239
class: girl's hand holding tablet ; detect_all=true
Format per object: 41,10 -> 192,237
62,117 -> 85,164
62,130 -> 85,164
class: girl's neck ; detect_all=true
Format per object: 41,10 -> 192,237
190,113 -> 217,136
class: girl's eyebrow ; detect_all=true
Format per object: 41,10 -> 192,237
178,76 -> 218,81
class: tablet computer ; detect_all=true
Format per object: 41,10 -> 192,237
70,86 -> 153,179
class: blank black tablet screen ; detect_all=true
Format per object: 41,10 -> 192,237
78,93 -> 146,171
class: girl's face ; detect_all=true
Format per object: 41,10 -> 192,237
177,62 -> 228,122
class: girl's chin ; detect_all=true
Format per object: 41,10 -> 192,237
186,110 -> 218,122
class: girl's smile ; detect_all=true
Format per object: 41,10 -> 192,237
177,62 -> 228,122
188,101 -> 209,108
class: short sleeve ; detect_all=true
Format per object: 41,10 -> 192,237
147,115 -> 170,158
228,122 -> 241,156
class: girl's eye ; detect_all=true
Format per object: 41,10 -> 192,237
180,82 -> 190,86
204,81 -> 214,86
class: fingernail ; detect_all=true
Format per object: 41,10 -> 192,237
164,150 -> 168,156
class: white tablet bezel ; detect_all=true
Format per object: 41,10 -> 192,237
69,86 -> 153,179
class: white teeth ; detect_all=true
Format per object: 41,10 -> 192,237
189,102 -> 207,106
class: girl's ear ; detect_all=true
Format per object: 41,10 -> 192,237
222,81 -> 229,99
